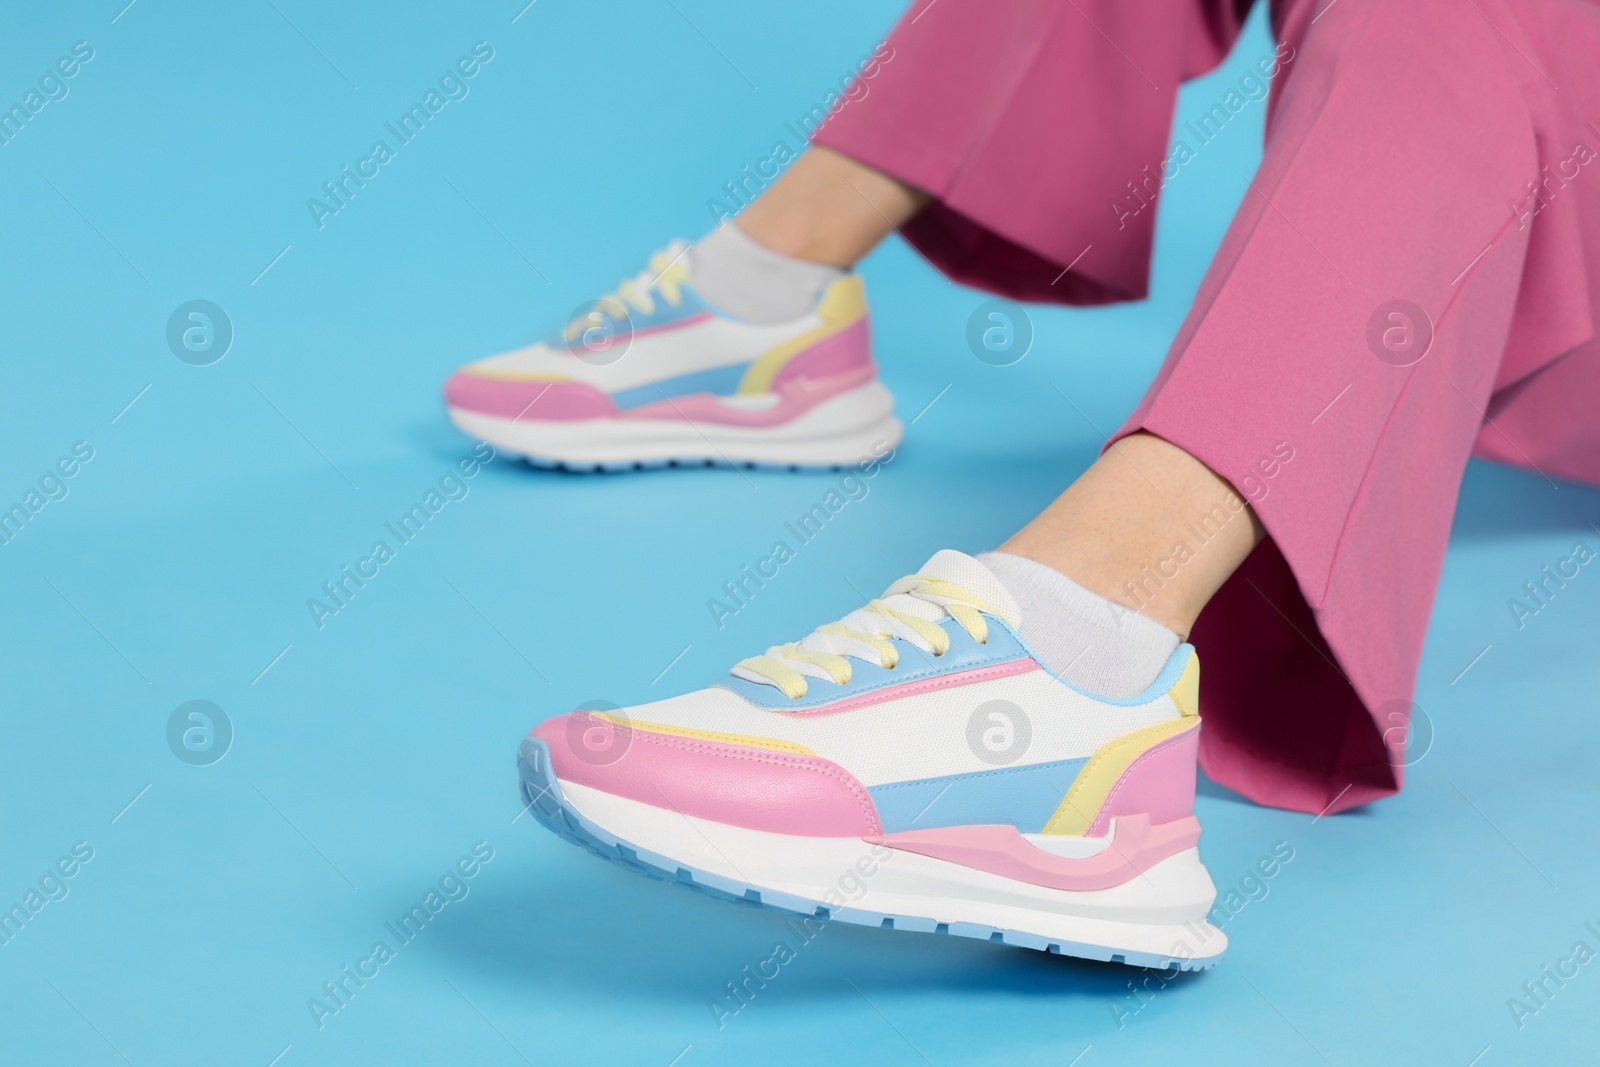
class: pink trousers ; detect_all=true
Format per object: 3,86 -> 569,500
816,0 -> 1600,813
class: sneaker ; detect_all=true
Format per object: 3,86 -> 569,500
444,243 -> 902,470
517,550 -> 1226,969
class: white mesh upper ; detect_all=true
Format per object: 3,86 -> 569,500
612,670 -> 1180,788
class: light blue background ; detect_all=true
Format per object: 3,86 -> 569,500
2,2 -> 1597,1064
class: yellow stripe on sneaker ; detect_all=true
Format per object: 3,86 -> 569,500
465,370 -> 574,382
737,276 -> 867,395
1042,717 -> 1198,836
593,713 -> 816,756
1042,654 -> 1201,835
1170,654 -> 1200,719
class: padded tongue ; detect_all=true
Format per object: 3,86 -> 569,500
912,549 -> 1021,627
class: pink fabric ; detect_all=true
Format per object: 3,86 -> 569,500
444,374 -> 616,421
816,0 -> 1251,305
871,813 -> 1201,891
771,316 -> 873,388
817,0 -> 1600,814
533,712 -> 882,836
783,658 -> 1040,717
1087,725 -> 1199,836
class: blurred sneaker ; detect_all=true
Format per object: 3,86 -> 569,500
444,243 -> 900,470
517,550 -> 1226,969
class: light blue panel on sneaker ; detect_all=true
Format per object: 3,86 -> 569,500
610,361 -> 750,409
7,3 -> 1596,1066
868,757 -> 1089,833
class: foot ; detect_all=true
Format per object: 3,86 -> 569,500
444,243 -> 901,470
518,550 -> 1226,969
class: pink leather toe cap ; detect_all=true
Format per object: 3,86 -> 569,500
534,712 -> 882,837
444,371 -> 618,421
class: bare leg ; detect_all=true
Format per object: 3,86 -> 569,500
736,155 -> 1255,637
1000,432 -> 1265,638
733,146 -> 929,267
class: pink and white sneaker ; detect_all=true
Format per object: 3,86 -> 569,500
518,550 -> 1227,969
444,243 -> 901,470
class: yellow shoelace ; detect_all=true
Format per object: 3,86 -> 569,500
733,575 -> 1015,699
562,244 -> 692,341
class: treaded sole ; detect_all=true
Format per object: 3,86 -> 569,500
516,736 -> 1220,972
512,450 -> 853,474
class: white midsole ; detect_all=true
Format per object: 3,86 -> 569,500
449,381 -> 903,465
561,780 -> 1226,960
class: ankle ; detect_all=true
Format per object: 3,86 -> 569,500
733,211 -> 861,268
732,147 -> 928,268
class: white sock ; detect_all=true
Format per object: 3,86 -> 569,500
978,552 -> 1180,699
688,223 -> 845,324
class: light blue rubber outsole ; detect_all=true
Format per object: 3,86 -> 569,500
516,737 -> 1220,972
514,452 -> 852,474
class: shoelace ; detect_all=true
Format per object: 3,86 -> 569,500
732,575 -> 1013,699
562,244 -> 692,342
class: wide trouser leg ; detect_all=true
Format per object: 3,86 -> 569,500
813,0 -> 1252,305
821,0 -> 1598,812
1116,0 -> 1546,812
